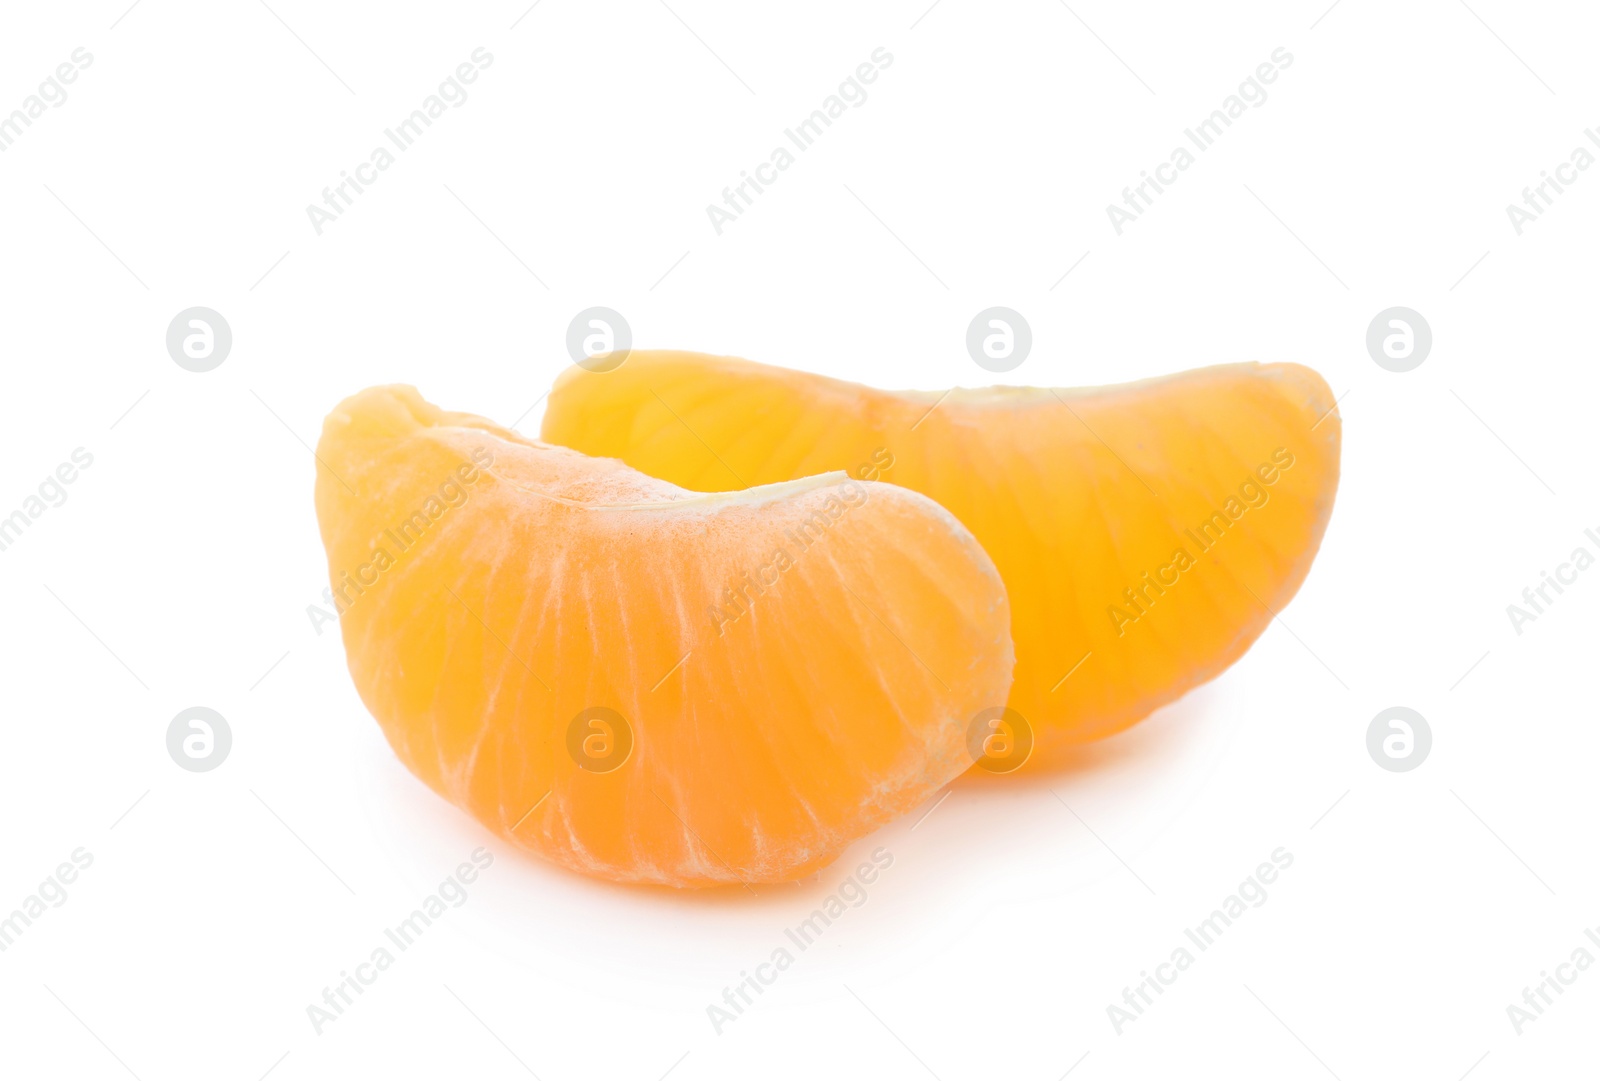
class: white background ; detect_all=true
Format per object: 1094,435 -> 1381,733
1,1 -> 1596,1077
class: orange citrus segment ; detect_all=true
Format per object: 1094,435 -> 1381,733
542,353 -> 1340,765
315,385 -> 1013,886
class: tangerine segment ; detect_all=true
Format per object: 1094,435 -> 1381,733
543,354 -> 1340,763
315,386 -> 1013,887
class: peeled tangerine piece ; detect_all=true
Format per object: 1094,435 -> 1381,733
314,386 -> 1013,887
543,352 -> 1341,770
